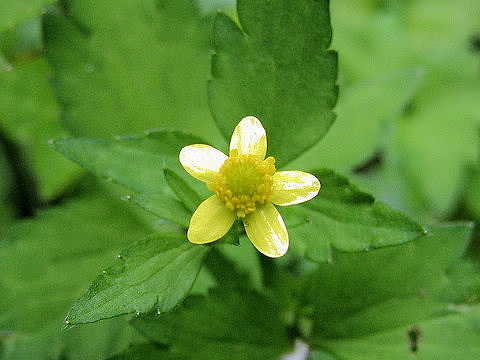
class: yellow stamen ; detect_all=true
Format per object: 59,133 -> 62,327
208,155 -> 276,217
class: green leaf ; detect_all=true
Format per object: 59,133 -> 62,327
331,1 -> 480,219
1,317 -> 144,360
321,305 -> 480,360
0,0 -> 52,33
43,0 -> 223,144
395,91 -> 479,217
0,58 -> 81,200
0,17 -> 43,64
209,0 -> 338,166
436,257 -> 480,304
303,224 -> 471,335
465,165 -> 480,220
131,288 -> 291,360
123,193 -> 191,228
304,224 -> 476,359
106,344 -> 181,360
65,231 -> 210,325
53,131 -> 208,196
290,68 -> 424,172
282,169 -> 426,262
0,185 -> 150,360
163,168 -> 201,213
198,0 -> 235,14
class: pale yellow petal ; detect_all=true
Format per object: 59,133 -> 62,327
187,195 -> 235,244
229,116 -> 267,158
271,171 -> 321,206
179,145 -> 227,183
243,203 -> 289,257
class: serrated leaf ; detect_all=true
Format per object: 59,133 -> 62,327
303,224 -> 471,335
0,58 -> 81,200
65,231 -> 210,325
305,224 -> 476,359
0,185 -> 150,360
43,0 -> 223,144
0,0 -> 52,33
53,131 -> 208,197
282,169 -> 426,262
131,288 -> 291,360
209,0 -> 338,167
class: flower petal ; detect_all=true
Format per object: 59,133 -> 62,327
187,195 -> 235,244
179,145 -> 227,183
243,203 -> 289,257
229,116 -> 267,158
271,171 -> 321,206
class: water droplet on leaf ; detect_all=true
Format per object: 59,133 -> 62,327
84,63 -> 95,73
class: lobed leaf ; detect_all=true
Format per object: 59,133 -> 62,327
304,224 -> 476,359
283,169 -> 426,262
209,0 -> 338,167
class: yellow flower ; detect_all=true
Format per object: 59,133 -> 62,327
179,116 -> 320,258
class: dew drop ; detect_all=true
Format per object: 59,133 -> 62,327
102,270 -> 107,274
84,62 -> 95,73
156,309 -> 161,315
121,195 -> 131,201
116,254 -> 122,259
423,229 -> 429,235
135,311 -> 140,316
65,319 -> 70,325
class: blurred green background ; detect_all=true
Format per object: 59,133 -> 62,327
0,0 -> 479,359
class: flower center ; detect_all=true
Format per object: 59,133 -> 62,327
208,155 -> 276,218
